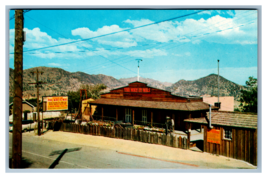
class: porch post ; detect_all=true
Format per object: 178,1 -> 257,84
150,111 -> 153,127
89,104 -> 92,120
172,113 -> 175,130
187,123 -> 191,149
132,109 -> 135,125
101,106 -> 104,121
116,108 -> 118,121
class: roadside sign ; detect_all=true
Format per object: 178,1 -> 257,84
46,96 -> 68,111
207,129 -> 221,144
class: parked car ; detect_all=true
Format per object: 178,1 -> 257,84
9,120 -> 37,132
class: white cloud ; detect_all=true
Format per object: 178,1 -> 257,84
172,52 -> 191,57
124,19 -> 154,27
48,63 -> 62,66
9,27 -> 94,59
71,25 -> 137,48
125,48 -> 167,58
198,11 -> 212,15
122,10 -> 257,45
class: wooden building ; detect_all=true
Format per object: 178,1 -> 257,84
184,111 -> 257,166
89,81 -> 218,131
9,100 -> 35,115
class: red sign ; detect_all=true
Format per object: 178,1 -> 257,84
207,129 -> 221,144
124,88 -> 151,93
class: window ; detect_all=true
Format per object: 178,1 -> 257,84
125,108 -> 132,123
223,128 -> 232,140
142,110 -> 147,124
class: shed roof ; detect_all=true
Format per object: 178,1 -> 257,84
184,111 -> 257,129
90,98 -> 217,111
9,100 -> 35,108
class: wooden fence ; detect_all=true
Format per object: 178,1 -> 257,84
55,122 -> 188,149
203,125 -> 257,166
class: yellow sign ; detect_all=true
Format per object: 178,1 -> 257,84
207,129 -> 221,144
47,96 -> 68,111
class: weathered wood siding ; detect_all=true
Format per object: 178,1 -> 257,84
203,125 -> 257,166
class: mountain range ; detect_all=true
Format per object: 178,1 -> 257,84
9,67 -> 245,100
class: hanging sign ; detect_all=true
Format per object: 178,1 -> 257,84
207,129 -> 221,144
47,96 -> 68,111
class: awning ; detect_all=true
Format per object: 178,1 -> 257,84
90,98 -> 218,111
184,111 -> 257,129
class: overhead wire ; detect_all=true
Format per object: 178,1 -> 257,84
10,10 -> 205,54
9,10 -> 31,20
21,13 -> 256,77
26,11 -> 255,73
15,10 -> 256,78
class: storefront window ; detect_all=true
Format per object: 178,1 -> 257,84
223,128 -> 232,140
142,110 -> 147,124
125,108 -> 132,123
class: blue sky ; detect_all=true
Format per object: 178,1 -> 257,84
9,9 -> 258,85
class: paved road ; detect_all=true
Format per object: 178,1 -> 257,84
8,132 -> 200,169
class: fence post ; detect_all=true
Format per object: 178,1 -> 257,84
173,135 -> 178,148
166,134 -> 171,146
154,132 -> 158,144
162,134 -> 166,145
183,137 -> 187,149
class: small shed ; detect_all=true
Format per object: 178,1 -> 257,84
9,100 -> 35,115
184,111 -> 257,166
81,98 -> 96,121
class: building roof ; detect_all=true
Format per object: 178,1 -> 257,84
9,100 -> 35,108
184,111 -> 257,129
90,98 -> 218,111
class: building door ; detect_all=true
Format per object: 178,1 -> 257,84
125,108 -> 132,123
142,109 -> 147,124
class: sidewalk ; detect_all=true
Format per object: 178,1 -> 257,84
28,130 -> 256,169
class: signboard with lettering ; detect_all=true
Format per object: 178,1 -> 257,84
124,88 -> 151,93
207,129 -> 221,144
46,96 -> 68,111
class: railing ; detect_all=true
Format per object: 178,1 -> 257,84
134,120 -> 166,129
92,115 -> 117,122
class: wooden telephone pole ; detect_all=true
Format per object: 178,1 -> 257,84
28,69 -> 46,136
12,9 -> 24,168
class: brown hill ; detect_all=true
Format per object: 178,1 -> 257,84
167,74 -> 245,100
9,67 -> 125,98
9,67 -> 244,101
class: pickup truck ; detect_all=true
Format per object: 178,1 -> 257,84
9,120 -> 37,132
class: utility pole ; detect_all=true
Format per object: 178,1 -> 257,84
218,59 -> 220,103
12,9 -> 24,168
28,69 -> 46,136
136,59 -> 142,81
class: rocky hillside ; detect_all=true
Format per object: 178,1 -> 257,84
9,67 -> 244,101
9,67 -> 125,98
167,74 -> 245,100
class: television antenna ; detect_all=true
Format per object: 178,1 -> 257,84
136,59 -> 142,81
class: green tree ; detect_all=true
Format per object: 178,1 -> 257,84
67,83 -> 107,113
239,76 -> 257,113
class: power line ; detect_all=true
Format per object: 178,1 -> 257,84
17,11 -> 256,76
10,10 -> 205,54
24,14 -> 69,39
9,10 -> 31,20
